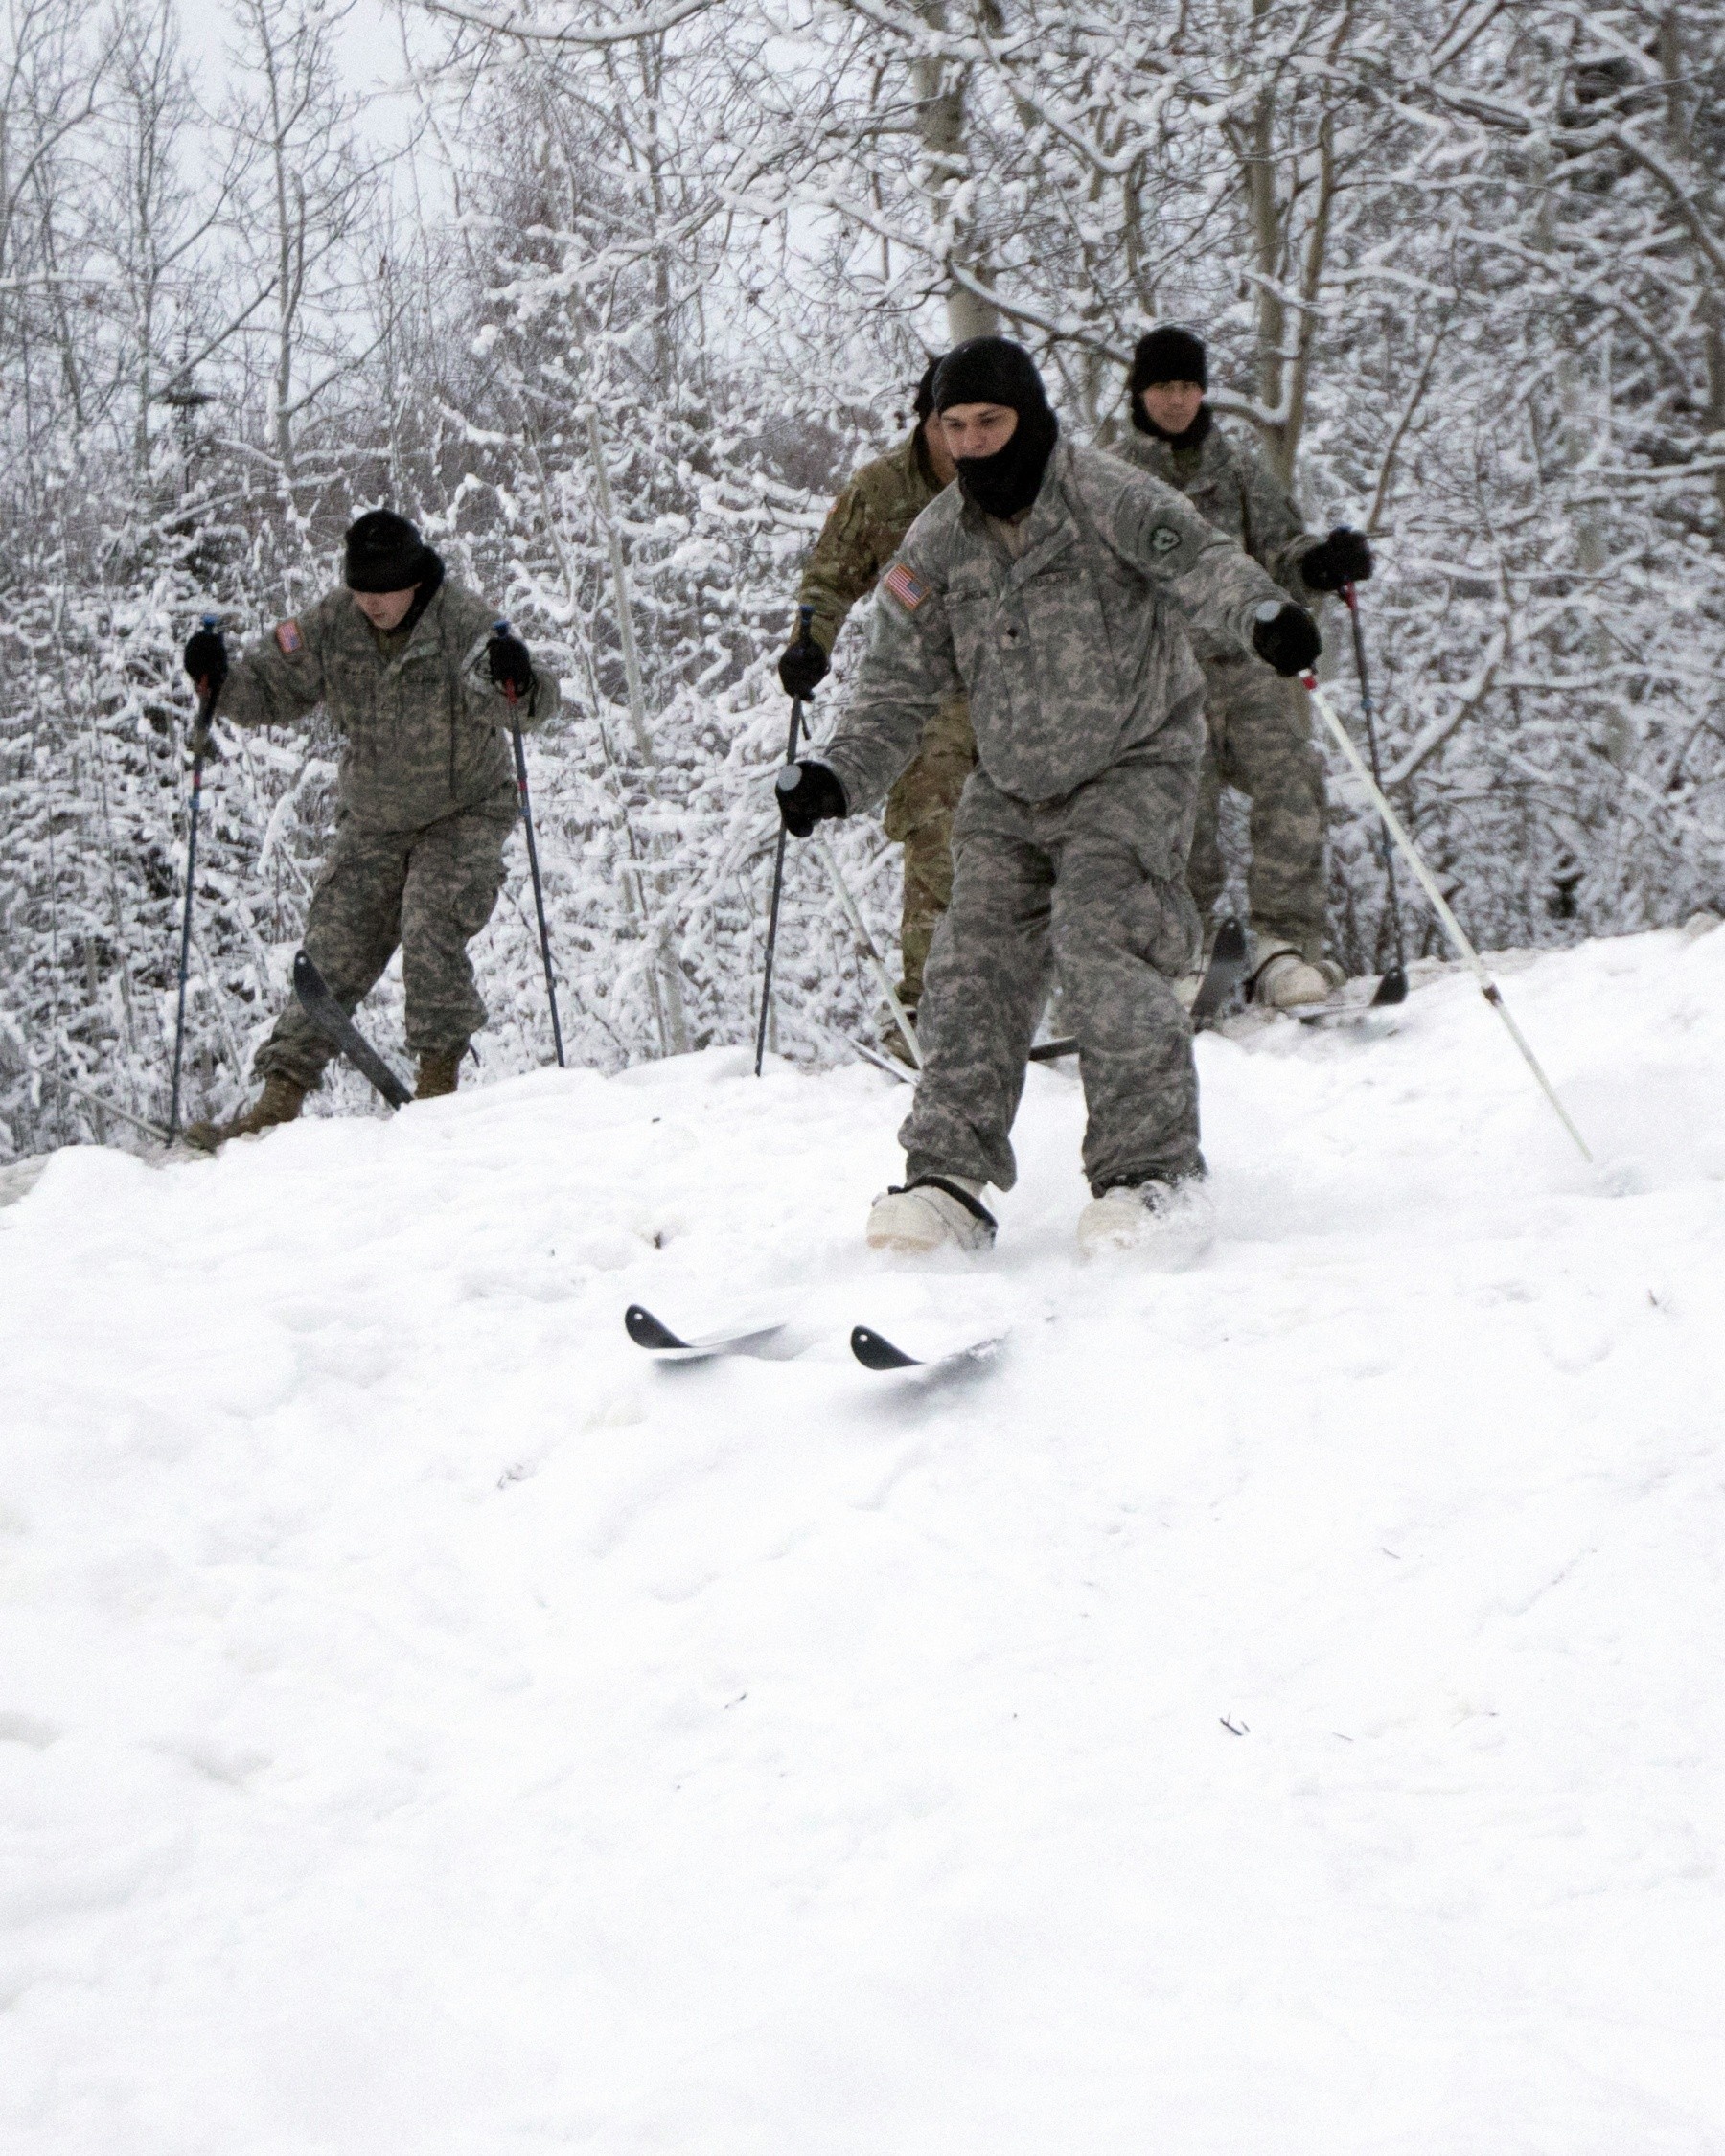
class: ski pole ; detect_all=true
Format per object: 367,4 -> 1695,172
19,1064 -> 170,1143
494,620 -> 564,1068
169,611 -> 219,1144
1343,584 -> 1408,1005
1303,674 -> 1592,1163
812,832 -> 923,1071
754,603 -> 813,1075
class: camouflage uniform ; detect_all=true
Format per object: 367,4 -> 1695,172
1119,424 -> 1330,961
212,579 -> 561,1089
797,428 -> 975,1006
820,439 -> 1287,1196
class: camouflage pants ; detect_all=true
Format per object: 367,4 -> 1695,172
883,694 -> 976,1008
255,800 -> 515,1089
901,747 -> 1205,1198
1187,655 -> 1329,961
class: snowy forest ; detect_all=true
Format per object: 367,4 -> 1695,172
5,0 -> 1725,1160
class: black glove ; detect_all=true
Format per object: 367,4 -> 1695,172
778,633 -> 830,700
774,760 -> 848,838
487,631 -> 535,698
183,628 -> 227,703
1252,600 -> 1322,678
1300,526 -> 1373,594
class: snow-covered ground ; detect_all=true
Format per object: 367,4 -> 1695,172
5,925 -> 1724,2154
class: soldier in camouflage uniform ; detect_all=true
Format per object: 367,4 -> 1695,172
774,338 -> 1319,1261
1118,326 -> 1374,1009
179,510 -> 561,1149
778,357 -> 974,1025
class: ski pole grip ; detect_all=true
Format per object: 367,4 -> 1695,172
192,611 -> 223,744
493,616 -> 520,709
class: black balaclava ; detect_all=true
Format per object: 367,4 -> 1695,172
1127,326 -> 1212,447
932,336 -> 1060,519
343,509 -> 445,634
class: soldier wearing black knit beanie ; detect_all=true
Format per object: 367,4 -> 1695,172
175,514 -> 562,1147
778,354 -> 973,1045
1117,326 -> 1376,1010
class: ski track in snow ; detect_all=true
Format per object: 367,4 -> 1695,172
3,927 -> 1723,2154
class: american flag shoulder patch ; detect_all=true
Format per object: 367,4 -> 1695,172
883,562 -> 928,612
275,618 -> 304,655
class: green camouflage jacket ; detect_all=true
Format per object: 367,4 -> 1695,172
1118,424 -> 1321,661
796,428 -> 949,655
213,580 -> 561,835
821,440 -> 1287,814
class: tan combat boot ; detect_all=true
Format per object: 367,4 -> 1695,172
183,1074 -> 307,1153
415,1049 -> 462,1101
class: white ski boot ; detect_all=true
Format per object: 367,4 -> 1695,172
1077,1176 -> 1215,1266
866,1175 -> 997,1256
1250,941 -> 1344,1011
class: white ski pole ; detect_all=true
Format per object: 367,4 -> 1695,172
1304,675 -> 1592,1164
811,833 -> 923,1071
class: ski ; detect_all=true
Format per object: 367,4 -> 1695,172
850,1036 -> 916,1086
291,951 -> 413,1109
850,1323 -> 1008,1373
1190,914 -> 1250,1023
1029,914 -> 1249,1065
1293,994 -> 1405,1028
624,1304 -> 787,1360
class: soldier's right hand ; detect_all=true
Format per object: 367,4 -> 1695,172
1252,601 -> 1322,678
777,634 -> 830,700
774,760 -> 848,838
184,627 -> 228,703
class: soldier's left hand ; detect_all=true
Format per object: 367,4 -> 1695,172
1301,526 -> 1373,593
487,631 -> 535,697
1252,600 -> 1322,677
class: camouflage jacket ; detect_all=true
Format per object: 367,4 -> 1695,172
213,580 -> 561,835
1117,423 -> 1321,662
796,428 -> 948,655
820,440 -> 1287,814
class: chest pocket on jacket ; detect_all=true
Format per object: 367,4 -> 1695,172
944,574 -> 997,686
1018,551 -> 1124,717
326,649 -> 382,737
1181,472 -> 1237,548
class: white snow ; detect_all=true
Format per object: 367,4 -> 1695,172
4,925 -> 1724,2154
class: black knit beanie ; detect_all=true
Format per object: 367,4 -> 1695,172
932,336 -> 1060,519
344,509 -> 435,593
1129,326 -> 1208,394
912,353 -> 946,424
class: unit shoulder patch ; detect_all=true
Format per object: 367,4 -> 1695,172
275,618 -> 304,655
1148,525 -> 1184,556
883,562 -> 929,612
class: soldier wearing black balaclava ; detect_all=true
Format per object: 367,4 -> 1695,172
771,336 -> 1322,1262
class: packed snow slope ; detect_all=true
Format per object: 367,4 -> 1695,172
5,925 -> 1725,2156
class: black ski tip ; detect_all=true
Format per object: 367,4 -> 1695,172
625,1304 -> 690,1353
1211,916 -> 1248,963
1370,966 -> 1410,1007
850,1324 -> 921,1371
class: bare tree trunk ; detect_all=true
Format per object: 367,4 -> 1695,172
912,3 -> 997,342
586,405 -> 690,1057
